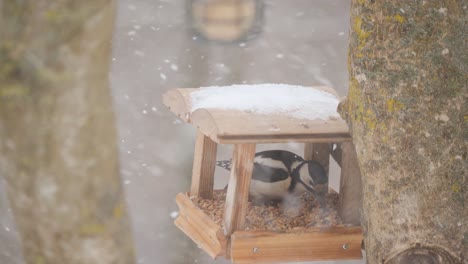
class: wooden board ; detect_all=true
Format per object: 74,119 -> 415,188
338,142 -> 362,226
174,193 -> 227,259
224,144 -> 256,236
162,87 -> 351,144
230,227 -> 363,263
190,130 -> 217,199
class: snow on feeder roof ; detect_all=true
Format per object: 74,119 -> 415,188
190,84 -> 341,121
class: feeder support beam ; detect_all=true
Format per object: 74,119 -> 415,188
338,142 -> 362,226
191,130 -> 218,199
224,144 -> 256,236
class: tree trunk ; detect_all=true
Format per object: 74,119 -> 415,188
340,1 -> 466,263
0,1 -> 135,264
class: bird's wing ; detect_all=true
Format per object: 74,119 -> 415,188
216,159 -> 289,183
251,163 -> 289,183
255,150 -> 304,171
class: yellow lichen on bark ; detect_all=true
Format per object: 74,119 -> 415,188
386,99 -> 404,113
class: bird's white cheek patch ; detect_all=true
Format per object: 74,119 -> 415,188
299,165 -> 312,184
290,160 -> 302,172
254,157 -> 288,171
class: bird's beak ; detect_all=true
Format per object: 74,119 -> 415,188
298,179 -> 328,207
314,184 -> 328,208
314,183 -> 327,195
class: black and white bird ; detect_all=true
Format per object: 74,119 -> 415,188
216,150 -> 328,206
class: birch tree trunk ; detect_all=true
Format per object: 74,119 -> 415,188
0,1 -> 135,263
340,1 -> 467,263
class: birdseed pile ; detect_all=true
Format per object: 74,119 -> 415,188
191,190 -> 346,232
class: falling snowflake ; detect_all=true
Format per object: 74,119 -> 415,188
438,7 -> 447,15
134,50 -> 145,57
170,211 -> 179,219
170,64 -> 178,71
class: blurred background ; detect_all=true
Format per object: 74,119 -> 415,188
0,0 -> 359,263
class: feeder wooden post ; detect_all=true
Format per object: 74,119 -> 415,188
224,144 -> 256,236
304,143 -> 330,180
191,130 -> 218,199
338,142 -> 362,226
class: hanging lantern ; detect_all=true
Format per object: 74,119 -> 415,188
188,0 -> 264,43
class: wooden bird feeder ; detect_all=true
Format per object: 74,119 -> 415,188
163,85 -> 363,263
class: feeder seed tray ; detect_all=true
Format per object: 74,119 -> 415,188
193,190 -> 344,232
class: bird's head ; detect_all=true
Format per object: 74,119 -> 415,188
296,161 -> 328,206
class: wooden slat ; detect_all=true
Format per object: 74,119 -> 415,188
174,193 -> 227,259
191,130 -> 217,199
216,135 -> 351,144
162,87 -> 351,144
162,88 -> 197,122
224,144 -> 256,236
338,142 -> 362,226
190,109 -> 351,144
231,227 -> 363,263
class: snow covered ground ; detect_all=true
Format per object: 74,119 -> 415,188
0,0 -> 363,263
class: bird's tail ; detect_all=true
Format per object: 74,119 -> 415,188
216,160 -> 232,171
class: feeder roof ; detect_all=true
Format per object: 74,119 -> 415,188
163,84 -> 351,144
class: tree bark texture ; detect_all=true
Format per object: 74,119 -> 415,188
341,0 -> 466,263
0,1 -> 135,264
